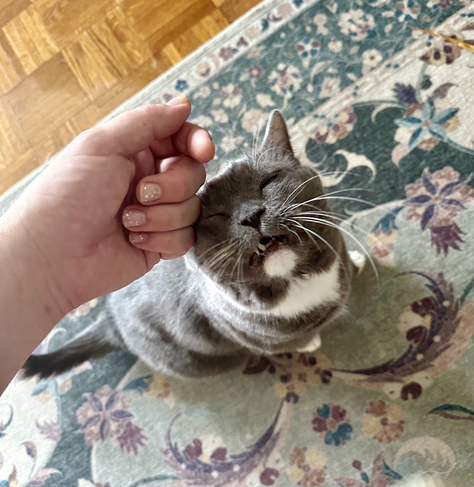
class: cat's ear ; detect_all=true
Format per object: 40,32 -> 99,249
260,110 -> 294,155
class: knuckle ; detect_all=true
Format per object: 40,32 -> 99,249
135,104 -> 159,118
174,178 -> 190,200
74,127 -> 103,147
163,212 -> 176,231
163,232 -> 174,251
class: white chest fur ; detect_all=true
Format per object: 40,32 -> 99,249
204,261 -> 341,319
268,262 -> 340,317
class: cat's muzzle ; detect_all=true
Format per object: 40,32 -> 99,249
250,235 -> 287,267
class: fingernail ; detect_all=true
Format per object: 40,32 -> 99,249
140,182 -> 162,203
207,131 -> 213,142
130,233 -> 148,244
166,95 -> 189,106
123,209 -> 146,227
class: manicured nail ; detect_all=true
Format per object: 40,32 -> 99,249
139,182 -> 162,203
207,131 -> 213,142
123,209 -> 146,227
130,233 -> 148,244
166,95 -> 189,106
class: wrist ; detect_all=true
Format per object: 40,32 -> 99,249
0,207 -> 71,324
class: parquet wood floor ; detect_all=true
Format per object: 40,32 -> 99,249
0,0 -> 262,194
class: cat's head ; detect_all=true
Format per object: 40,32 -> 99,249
188,110 -> 344,301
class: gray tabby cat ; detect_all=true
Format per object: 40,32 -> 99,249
23,110 -> 361,379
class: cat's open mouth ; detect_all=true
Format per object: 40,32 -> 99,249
249,235 -> 286,267
255,236 -> 284,255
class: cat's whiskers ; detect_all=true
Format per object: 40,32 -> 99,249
279,171 -> 353,212
287,218 -> 321,251
284,188 -> 373,213
207,242 -> 239,271
198,239 -> 231,261
279,173 -> 322,212
289,205 -> 376,244
295,209 -> 370,237
230,253 -> 243,284
253,115 -> 265,163
216,247 -> 238,281
208,245 -> 237,270
293,215 -> 379,284
287,194 -> 377,213
285,217 -> 357,283
280,222 -> 302,244
286,218 -> 351,267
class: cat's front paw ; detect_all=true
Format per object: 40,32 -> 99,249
297,334 -> 322,353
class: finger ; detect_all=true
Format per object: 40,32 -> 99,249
122,196 -> 200,232
138,156 -> 206,204
128,227 -> 194,255
127,147 -> 155,205
78,97 -> 192,156
173,122 -> 215,162
150,122 -> 215,162
143,251 -> 161,272
133,147 -> 155,177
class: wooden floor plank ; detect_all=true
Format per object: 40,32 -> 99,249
219,0 -> 262,23
0,96 -> 31,166
21,7 -> 59,61
191,22 -> 213,44
0,35 -> 23,94
93,57 -> 163,118
142,0 -> 216,54
3,6 -> 58,76
200,10 -> 229,37
6,52 -> 90,142
35,0 -> 115,49
119,0 -> 167,31
173,29 -> 203,59
64,7 -> 150,100
64,31 -> 122,99
162,43 -> 182,65
0,0 -> 31,30
3,16 -> 39,75
0,150 -> 40,195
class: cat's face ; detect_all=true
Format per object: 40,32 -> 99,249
190,111 -> 342,292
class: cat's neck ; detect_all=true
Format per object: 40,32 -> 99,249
201,261 -> 341,319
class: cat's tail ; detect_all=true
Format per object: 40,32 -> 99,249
21,313 -> 123,379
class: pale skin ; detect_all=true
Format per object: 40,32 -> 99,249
0,95 -> 215,393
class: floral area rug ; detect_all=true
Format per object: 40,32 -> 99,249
2,0 -> 474,486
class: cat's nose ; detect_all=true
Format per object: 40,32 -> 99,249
241,207 -> 265,229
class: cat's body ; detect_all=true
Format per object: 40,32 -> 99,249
23,110 -> 358,380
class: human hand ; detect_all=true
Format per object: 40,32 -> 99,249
2,96 -> 214,318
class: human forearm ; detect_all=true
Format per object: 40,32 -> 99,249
0,209 -> 69,392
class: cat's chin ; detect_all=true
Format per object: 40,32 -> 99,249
249,235 -> 287,267
248,235 -> 298,278
263,247 -> 298,278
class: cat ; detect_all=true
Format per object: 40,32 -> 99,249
22,110 -> 362,380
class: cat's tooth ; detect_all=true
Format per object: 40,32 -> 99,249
257,243 -> 266,251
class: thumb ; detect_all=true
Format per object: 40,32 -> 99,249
80,96 -> 192,156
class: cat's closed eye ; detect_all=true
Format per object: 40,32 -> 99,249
204,212 -> 229,220
260,172 -> 281,190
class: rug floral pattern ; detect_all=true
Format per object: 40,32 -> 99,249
1,0 -> 474,486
